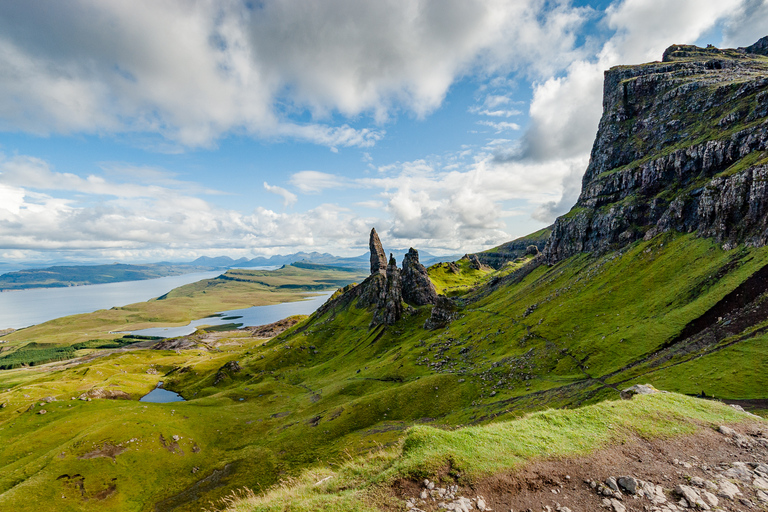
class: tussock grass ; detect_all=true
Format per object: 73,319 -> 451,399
215,393 -> 753,512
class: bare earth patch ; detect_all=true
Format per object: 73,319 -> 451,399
395,421 -> 768,512
78,443 -> 127,461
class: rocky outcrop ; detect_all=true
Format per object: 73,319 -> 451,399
369,228 -> 387,275
317,230 -> 440,327
424,296 -> 457,330
214,360 -> 241,385
544,38 -> 768,264
401,248 -> 437,306
372,254 -> 403,326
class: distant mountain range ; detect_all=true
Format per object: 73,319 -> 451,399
0,250 -> 461,291
184,249 -> 460,270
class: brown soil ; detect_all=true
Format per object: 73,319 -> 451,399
392,420 -> 768,512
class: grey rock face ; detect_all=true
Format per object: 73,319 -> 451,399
372,254 -> 403,326
369,228 -> 387,275
424,296 -> 457,330
401,248 -> 437,306
543,39 -> 768,264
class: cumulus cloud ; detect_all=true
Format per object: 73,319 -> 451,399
477,121 -> 521,133
0,0 -> 590,148
0,153 -> 379,258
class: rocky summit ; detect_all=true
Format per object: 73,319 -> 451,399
545,38 -> 768,264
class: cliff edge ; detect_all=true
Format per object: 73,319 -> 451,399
545,37 -> 768,264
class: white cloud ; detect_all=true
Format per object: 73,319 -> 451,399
0,0 -> 590,148
506,0 -> 748,223
477,120 -> 521,133
263,182 -> 297,207
290,171 -> 352,193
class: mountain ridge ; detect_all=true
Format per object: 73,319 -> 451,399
544,38 -> 768,264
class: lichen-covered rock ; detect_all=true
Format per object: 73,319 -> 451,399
424,296 -> 457,330
401,248 -> 437,306
369,228 -> 387,275
544,38 -> 768,264
372,254 -> 403,326
620,384 -> 661,399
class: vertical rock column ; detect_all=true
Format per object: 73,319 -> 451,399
401,248 -> 437,306
369,228 -> 387,275
372,254 -> 403,326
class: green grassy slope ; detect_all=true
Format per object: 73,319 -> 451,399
1,232 -> 768,510
222,392 -> 755,512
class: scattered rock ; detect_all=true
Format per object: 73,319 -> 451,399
214,360 -> 242,385
78,388 -> 130,400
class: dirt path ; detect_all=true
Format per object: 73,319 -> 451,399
395,420 -> 768,512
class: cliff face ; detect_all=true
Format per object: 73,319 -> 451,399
544,37 -> 768,264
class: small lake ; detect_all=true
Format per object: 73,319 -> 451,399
0,271 -> 224,330
140,382 -> 186,403
128,291 -> 334,338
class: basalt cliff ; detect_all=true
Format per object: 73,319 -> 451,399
544,37 -> 768,264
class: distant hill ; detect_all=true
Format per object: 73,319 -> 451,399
0,263 -> 214,291
184,249 -> 460,270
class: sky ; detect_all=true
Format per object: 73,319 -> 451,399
0,0 -> 767,265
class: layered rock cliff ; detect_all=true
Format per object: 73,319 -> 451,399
544,37 -> 768,264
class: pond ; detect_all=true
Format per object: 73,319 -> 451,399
139,382 -> 186,403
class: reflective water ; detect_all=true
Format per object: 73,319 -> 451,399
139,382 -> 186,403
128,291 -> 334,338
0,271 -> 224,329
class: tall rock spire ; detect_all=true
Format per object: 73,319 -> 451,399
401,248 -> 437,306
369,228 -> 387,275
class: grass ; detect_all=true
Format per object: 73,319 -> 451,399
427,258 -> 495,296
2,233 -> 768,510
218,392 -> 754,512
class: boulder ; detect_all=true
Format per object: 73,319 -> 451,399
620,384 -> 660,399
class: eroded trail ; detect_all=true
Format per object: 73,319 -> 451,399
395,419 -> 768,512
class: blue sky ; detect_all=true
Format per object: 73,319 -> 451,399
0,0 -> 766,264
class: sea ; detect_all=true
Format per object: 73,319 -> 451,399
0,270 -> 290,330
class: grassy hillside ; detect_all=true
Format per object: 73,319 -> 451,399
220,392 -> 752,512
1,232 -> 768,510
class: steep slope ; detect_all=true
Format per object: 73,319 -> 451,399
545,38 -> 768,263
